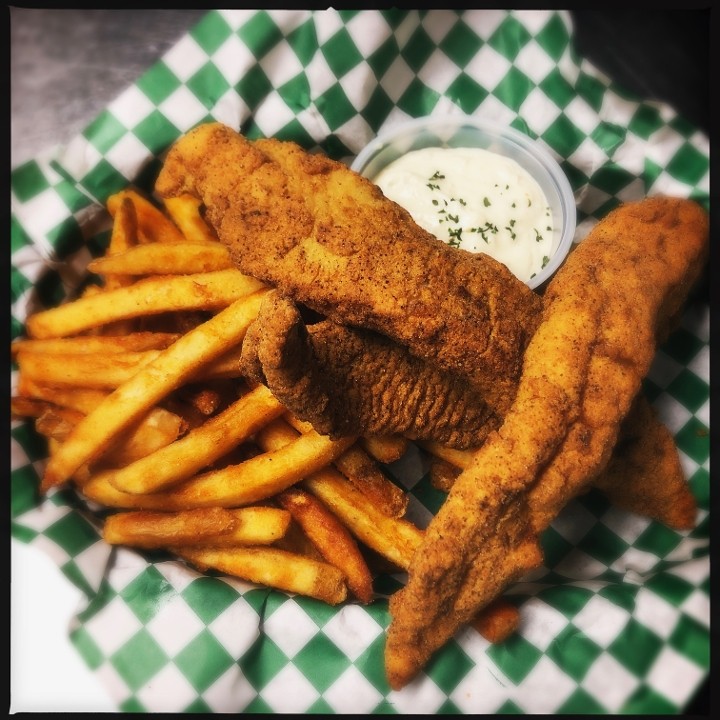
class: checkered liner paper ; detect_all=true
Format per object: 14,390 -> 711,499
10,9 -> 710,714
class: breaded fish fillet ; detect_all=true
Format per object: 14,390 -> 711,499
593,394 -> 697,531
155,122 -> 543,417
429,391 -> 698,530
240,292 -> 500,448
385,196 -> 708,689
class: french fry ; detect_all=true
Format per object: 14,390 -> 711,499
107,189 -> 186,244
162,194 -> 220,244
81,426 -> 356,510
107,196 -> 138,255
29,408 -> 91,485
16,349 -> 160,389
331,444 -> 408,519
362,435 -> 409,464
40,289 -> 269,491
82,283 -> 105,298
95,197 -> 138,335
103,507 -> 291,548
175,546 -> 348,605
471,598 -> 520,643
101,384 -> 285,494
11,396 -> 58,420
428,457 -> 461,492
16,378 -> 184,443
88,242 -> 232,276
16,377 -> 110,414
16,342 -> 255,389
419,440 -> 474,470
28,402 -> 185,472
102,425 -> 185,469
26,269 -> 266,339
257,419 -> 423,570
305,468 -> 422,571
34,406 -> 85,441
11,332 -> 180,357
103,196 -> 138,296
14,381 -> 185,467
174,384 -> 227,417
273,517 -> 325,561
277,486 -> 375,604
286,415 -> 408,518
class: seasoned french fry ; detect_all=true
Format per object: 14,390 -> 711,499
96,197 -> 137,335
107,189 -> 186,244
11,396 -> 57,420
88,242 -> 232,276
11,332 -> 180,356
16,377 -> 109,414
257,419 -> 422,570
34,406 -> 85,442
101,384 -> 285,494
471,598 -> 520,644
273,518 -> 325,561
81,426 -> 356,510
284,414 -> 408,519
103,196 -> 138,296
428,457 -> 461,492
104,412 -> 185,469
419,440 -> 474,470
103,507 -> 291,548
162,194 -> 220,244
26,269 -> 266,339
362,435 -> 409,464
176,546 -> 348,605
17,342 -> 255,389
14,381 -> 185,467
107,196 -> 138,255
16,349 -> 159,389
277,486 -> 375,604
40,289 -> 269,491
332,445 -> 408,519
174,384 -> 225,417
304,468 -> 422,571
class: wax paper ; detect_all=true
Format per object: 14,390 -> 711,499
10,9 -> 710,714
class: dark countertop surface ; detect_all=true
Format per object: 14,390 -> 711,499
9,8 -> 711,715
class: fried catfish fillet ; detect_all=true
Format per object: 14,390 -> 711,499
593,394 -> 697,530
240,292 -> 499,448
430,391 -> 698,530
385,196 -> 709,689
155,122 -> 543,417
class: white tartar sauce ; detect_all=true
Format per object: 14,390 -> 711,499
373,147 -> 554,283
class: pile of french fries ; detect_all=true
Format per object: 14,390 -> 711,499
11,188 -> 442,608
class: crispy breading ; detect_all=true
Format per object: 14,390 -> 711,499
593,395 -> 697,530
240,291 -> 499,448
385,196 -> 709,689
425,391 -> 698,529
155,122 -> 543,418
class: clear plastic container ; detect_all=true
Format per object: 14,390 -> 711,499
351,115 -> 577,290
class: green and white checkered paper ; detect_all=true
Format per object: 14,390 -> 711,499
10,9 -> 709,714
